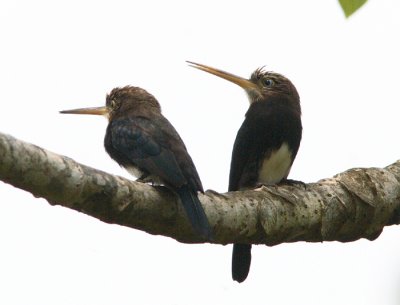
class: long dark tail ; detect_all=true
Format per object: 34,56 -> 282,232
176,185 -> 213,240
232,243 -> 252,283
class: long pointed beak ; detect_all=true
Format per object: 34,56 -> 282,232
60,106 -> 109,116
187,61 -> 258,91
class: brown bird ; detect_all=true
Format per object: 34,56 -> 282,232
60,86 -> 213,240
188,61 -> 302,282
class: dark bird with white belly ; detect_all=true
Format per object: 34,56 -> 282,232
188,61 -> 302,282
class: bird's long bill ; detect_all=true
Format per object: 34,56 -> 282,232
187,61 -> 258,91
60,106 -> 108,116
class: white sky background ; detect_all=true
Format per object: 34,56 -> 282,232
0,0 -> 400,304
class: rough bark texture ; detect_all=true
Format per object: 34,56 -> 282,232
0,131 -> 399,244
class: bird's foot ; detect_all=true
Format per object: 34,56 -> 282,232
135,177 -> 146,183
254,182 -> 277,190
206,189 -> 229,199
136,174 -> 156,186
254,179 -> 307,190
279,178 -> 307,190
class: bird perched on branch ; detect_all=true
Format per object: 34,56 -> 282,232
188,61 -> 302,282
60,86 -> 212,240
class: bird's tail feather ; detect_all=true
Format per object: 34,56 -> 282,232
232,243 -> 252,283
176,186 -> 213,241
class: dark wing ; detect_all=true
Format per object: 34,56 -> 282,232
228,119 -> 258,191
105,116 -> 211,239
105,117 -> 188,188
157,117 -> 204,193
229,104 -> 275,191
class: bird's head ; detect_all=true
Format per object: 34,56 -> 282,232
60,86 -> 161,120
187,61 -> 300,112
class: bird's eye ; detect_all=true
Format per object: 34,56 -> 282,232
262,78 -> 274,87
110,99 -> 118,108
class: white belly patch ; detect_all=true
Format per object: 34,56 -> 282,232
126,165 -> 143,178
258,142 -> 292,184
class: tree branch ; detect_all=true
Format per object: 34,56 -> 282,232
1,131 -> 399,245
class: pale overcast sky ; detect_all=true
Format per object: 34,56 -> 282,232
1,1 -> 400,304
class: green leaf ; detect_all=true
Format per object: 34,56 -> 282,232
338,0 -> 368,17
